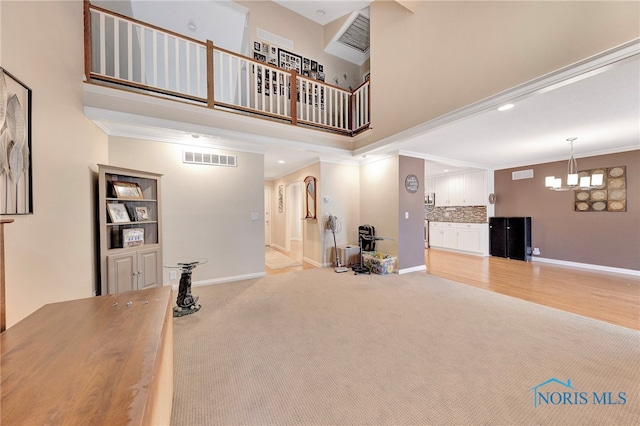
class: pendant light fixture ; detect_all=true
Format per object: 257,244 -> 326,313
545,137 -> 604,191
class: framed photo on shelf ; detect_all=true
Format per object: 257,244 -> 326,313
122,228 -> 144,247
112,181 -> 143,199
107,203 -> 131,223
134,206 -> 150,221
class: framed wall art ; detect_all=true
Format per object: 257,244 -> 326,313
278,48 -> 302,74
574,166 -> 626,212
0,67 -> 33,215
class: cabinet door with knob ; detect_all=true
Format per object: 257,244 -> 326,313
106,248 -> 160,294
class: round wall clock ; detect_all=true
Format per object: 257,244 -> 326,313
404,174 -> 419,194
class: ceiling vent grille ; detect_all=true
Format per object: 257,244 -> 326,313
337,13 -> 370,53
183,151 -> 237,167
512,169 -> 534,180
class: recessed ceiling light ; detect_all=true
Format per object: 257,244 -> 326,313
443,169 -> 449,172
278,160 -> 285,164
316,10 -> 326,16
191,134 -> 200,138
498,103 -> 515,111
187,21 -> 197,32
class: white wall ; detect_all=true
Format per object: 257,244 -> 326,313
360,156 -> 399,257
319,162 -> 360,265
1,1 -> 109,327
108,137 -> 265,284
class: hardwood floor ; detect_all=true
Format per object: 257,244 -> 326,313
425,248 -> 640,331
265,240 -> 316,275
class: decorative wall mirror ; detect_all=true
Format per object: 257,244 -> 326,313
303,176 -> 317,219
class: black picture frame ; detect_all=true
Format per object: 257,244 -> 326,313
278,48 -> 302,74
0,67 -> 33,215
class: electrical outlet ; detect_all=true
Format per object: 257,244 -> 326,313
533,248 -> 540,255
170,271 -> 177,280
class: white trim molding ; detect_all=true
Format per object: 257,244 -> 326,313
532,257 -> 640,277
398,265 -> 427,275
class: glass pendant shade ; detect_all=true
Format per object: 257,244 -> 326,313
545,137 -> 603,191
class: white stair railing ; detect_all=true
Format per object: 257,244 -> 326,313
89,5 -> 207,102
86,3 -> 370,134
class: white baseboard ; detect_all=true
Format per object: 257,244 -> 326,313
398,265 -> 427,275
532,257 -> 640,277
269,243 -> 286,252
168,272 -> 266,290
303,257 -> 323,268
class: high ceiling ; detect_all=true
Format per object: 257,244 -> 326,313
262,50 -> 639,179
273,1 -> 371,26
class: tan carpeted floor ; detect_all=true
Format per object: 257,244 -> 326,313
171,268 -> 640,425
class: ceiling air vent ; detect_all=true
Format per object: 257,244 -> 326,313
337,13 -> 370,53
183,151 -> 237,167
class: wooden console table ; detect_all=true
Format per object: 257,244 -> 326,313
1,286 -> 173,425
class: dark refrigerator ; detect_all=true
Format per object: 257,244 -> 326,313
489,217 -> 532,261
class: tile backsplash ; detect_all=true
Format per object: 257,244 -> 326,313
425,206 -> 487,223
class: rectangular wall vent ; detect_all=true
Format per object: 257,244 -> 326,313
257,28 -> 294,50
183,151 -> 237,167
512,169 -> 534,180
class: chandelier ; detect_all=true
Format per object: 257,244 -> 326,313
545,137 -> 604,191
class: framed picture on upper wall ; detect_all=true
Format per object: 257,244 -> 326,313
0,67 -> 33,215
278,48 -> 302,74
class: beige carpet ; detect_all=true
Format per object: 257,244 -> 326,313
171,268 -> 640,425
265,247 -> 302,269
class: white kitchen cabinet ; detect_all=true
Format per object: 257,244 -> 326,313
428,222 -> 488,256
434,171 -> 487,206
429,222 -> 444,247
456,223 -> 485,253
434,175 -> 464,206
463,171 -> 486,206
442,227 -> 457,249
